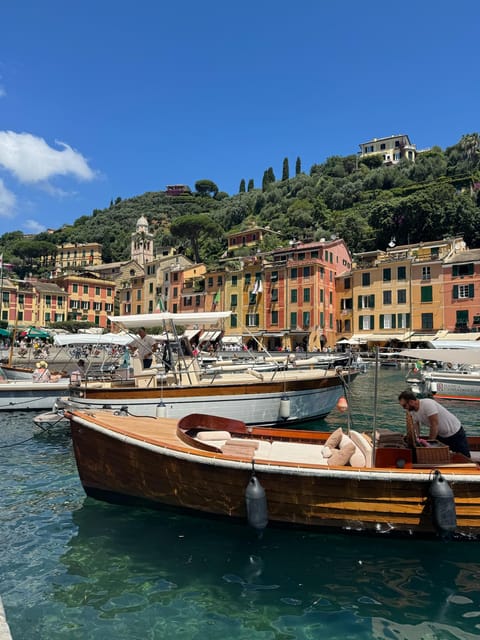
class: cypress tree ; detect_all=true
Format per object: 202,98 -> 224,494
239,179 -> 246,193
247,179 -> 254,191
296,156 -> 302,175
282,157 -> 289,181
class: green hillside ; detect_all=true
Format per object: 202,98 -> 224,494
2,133 -> 480,274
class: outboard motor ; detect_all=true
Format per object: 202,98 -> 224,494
245,471 -> 268,533
429,469 -> 456,537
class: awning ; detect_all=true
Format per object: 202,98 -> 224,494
199,330 -> 221,343
400,348 -> 480,365
221,335 -> 243,345
336,337 -> 363,345
440,332 -> 480,341
351,333 -> 406,342
408,333 -> 440,343
54,332 -> 133,347
262,332 -> 286,338
182,329 -> 201,340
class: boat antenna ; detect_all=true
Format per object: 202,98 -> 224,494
372,346 -> 379,461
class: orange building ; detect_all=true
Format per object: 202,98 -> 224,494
443,248 -> 480,332
53,272 -> 115,328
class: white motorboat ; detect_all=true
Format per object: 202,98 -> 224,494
402,348 -> 480,402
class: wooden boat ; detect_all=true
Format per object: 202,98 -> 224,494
64,364 -> 354,426
402,348 -> 480,402
53,311 -> 358,427
67,408 -> 480,539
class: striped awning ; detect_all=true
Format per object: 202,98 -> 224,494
199,330 -> 221,343
182,329 -> 201,340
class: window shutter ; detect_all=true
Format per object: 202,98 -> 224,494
453,285 -> 458,299
370,315 -> 375,330
359,316 -> 364,330
358,295 -> 362,309
369,294 -> 375,308
379,315 -> 384,329
469,284 -> 474,298
392,314 -> 396,328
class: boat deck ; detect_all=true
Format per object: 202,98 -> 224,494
69,410 -> 480,473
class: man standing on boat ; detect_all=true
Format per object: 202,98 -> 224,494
130,328 -> 157,369
398,390 -> 470,458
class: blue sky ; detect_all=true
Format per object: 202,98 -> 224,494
0,0 -> 478,236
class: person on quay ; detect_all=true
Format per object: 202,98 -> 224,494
130,327 -> 157,369
398,389 -> 470,458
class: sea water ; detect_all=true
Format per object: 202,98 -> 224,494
1,368 -> 480,639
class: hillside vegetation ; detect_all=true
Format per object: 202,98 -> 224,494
1,133 -> 480,275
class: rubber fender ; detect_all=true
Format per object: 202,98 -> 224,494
245,475 -> 268,531
429,470 -> 456,534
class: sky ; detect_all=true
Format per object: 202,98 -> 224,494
0,0 -> 478,237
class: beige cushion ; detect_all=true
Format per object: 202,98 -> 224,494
350,430 -> 373,467
196,430 -> 232,441
340,432 -> 367,467
325,427 -> 343,449
328,441 -> 355,466
321,445 -> 333,458
350,448 -> 366,467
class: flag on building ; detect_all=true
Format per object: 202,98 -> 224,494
155,296 -> 165,312
212,291 -> 221,308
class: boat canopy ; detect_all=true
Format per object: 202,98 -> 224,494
400,348 -> 480,366
108,311 -> 231,329
53,332 -> 133,347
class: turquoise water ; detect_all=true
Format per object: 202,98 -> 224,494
2,368 -> 480,639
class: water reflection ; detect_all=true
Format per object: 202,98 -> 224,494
53,499 -> 480,638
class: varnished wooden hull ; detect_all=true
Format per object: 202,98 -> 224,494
69,411 -> 480,538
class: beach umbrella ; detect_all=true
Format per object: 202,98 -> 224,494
0,328 -> 10,337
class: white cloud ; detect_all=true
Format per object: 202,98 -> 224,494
0,178 -> 16,216
23,219 -> 47,233
0,131 -> 95,183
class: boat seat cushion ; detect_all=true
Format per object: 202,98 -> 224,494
196,430 -> 232,442
328,440 -> 356,466
350,430 -> 373,467
324,427 -> 343,449
339,433 -> 366,467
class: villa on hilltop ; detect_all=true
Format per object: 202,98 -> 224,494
359,134 -> 417,165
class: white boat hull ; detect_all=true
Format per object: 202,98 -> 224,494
0,381 -> 70,411
63,381 -> 345,426
408,371 -> 480,402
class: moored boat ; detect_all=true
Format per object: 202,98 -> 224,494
67,408 -> 480,538
48,311 -> 358,427
402,348 -> 480,401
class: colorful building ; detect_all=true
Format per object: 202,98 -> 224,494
443,248 -> 480,333
53,272 -> 115,328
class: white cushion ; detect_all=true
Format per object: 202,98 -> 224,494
350,430 -> 373,467
196,430 -> 232,441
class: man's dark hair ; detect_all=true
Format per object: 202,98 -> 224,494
398,389 -> 417,402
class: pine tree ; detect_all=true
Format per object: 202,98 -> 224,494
296,156 -> 302,175
282,157 -> 289,181
239,179 -> 246,193
247,179 -> 254,191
